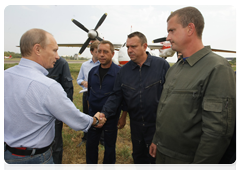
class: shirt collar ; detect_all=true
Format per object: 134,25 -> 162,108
93,62 -> 117,77
19,58 -> 49,75
130,52 -> 152,70
185,46 -> 212,66
90,58 -> 100,64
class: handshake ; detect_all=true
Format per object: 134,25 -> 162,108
92,112 -> 107,128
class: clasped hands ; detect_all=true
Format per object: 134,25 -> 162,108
93,112 -> 107,128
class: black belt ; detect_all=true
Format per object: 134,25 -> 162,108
5,142 -> 53,156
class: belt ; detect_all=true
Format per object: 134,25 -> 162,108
5,142 -> 53,156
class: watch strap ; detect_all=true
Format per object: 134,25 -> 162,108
93,116 -> 99,126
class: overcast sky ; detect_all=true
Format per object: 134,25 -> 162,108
3,3 -> 237,63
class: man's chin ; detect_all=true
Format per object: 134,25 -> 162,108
46,65 -> 54,69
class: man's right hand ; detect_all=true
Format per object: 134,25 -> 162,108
149,143 -> 157,158
93,112 -> 107,128
81,81 -> 88,88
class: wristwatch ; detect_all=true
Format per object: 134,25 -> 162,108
93,116 -> 99,126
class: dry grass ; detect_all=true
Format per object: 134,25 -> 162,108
62,63 -> 133,164
62,116 -> 133,170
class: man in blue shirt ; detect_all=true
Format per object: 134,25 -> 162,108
4,28 -> 106,164
100,32 -> 170,164
86,40 -> 127,164
77,41 -> 100,145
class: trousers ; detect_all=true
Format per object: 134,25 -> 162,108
130,124 -> 156,164
86,126 -> 118,164
52,120 -> 63,164
4,146 -> 54,164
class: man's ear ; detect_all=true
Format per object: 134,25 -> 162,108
143,43 -> 148,50
187,23 -> 195,36
33,44 -> 41,55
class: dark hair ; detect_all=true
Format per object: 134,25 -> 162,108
167,6 -> 204,38
99,40 -> 115,53
127,31 -> 147,45
20,28 -> 50,57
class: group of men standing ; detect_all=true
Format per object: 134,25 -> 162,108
4,6 -> 235,164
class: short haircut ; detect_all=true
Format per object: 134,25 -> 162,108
167,6 -> 204,39
127,31 -> 147,45
90,41 -> 100,52
99,40 -> 115,53
20,28 -> 51,57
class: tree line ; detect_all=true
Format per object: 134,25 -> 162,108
4,51 -> 88,60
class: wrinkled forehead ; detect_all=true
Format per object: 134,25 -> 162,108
98,43 -> 112,51
126,36 -> 141,45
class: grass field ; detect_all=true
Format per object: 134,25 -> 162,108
4,61 -> 236,164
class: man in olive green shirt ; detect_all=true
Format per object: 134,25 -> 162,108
149,6 -> 236,164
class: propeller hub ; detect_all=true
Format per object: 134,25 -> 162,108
88,30 -> 98,39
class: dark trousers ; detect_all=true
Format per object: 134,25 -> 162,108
86,127 -> 118,164
82,92 -> 104,143
130,124 -> 156,164
52,120 -> 63,164
82,92 -> 89,141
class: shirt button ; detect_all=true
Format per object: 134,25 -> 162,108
143,124 -> 145,126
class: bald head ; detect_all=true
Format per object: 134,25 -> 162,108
20,28 -> 52,57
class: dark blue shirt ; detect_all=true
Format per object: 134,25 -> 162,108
88,62 -> 126,129
102,52 -> 170,127
47,57 -> 73,101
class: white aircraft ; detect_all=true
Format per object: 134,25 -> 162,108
57,13 -> 236,66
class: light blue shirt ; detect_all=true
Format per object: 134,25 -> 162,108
77,59 -> 100,90
4,58 -> 93,148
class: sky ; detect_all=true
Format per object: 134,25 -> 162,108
3,3 -> 237,63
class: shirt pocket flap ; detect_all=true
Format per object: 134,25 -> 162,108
202,99 -> 223,112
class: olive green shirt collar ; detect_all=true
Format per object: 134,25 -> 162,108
185,46 -> 212,67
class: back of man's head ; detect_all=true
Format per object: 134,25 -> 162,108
167,6 -> 204,39
20,28 -> 50,57
127,31 -> 147,45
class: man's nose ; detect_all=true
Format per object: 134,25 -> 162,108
166,34 -> 171,41
98,51 -> 105,56
56,54 -> 60,60
127,47 -> 132,53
